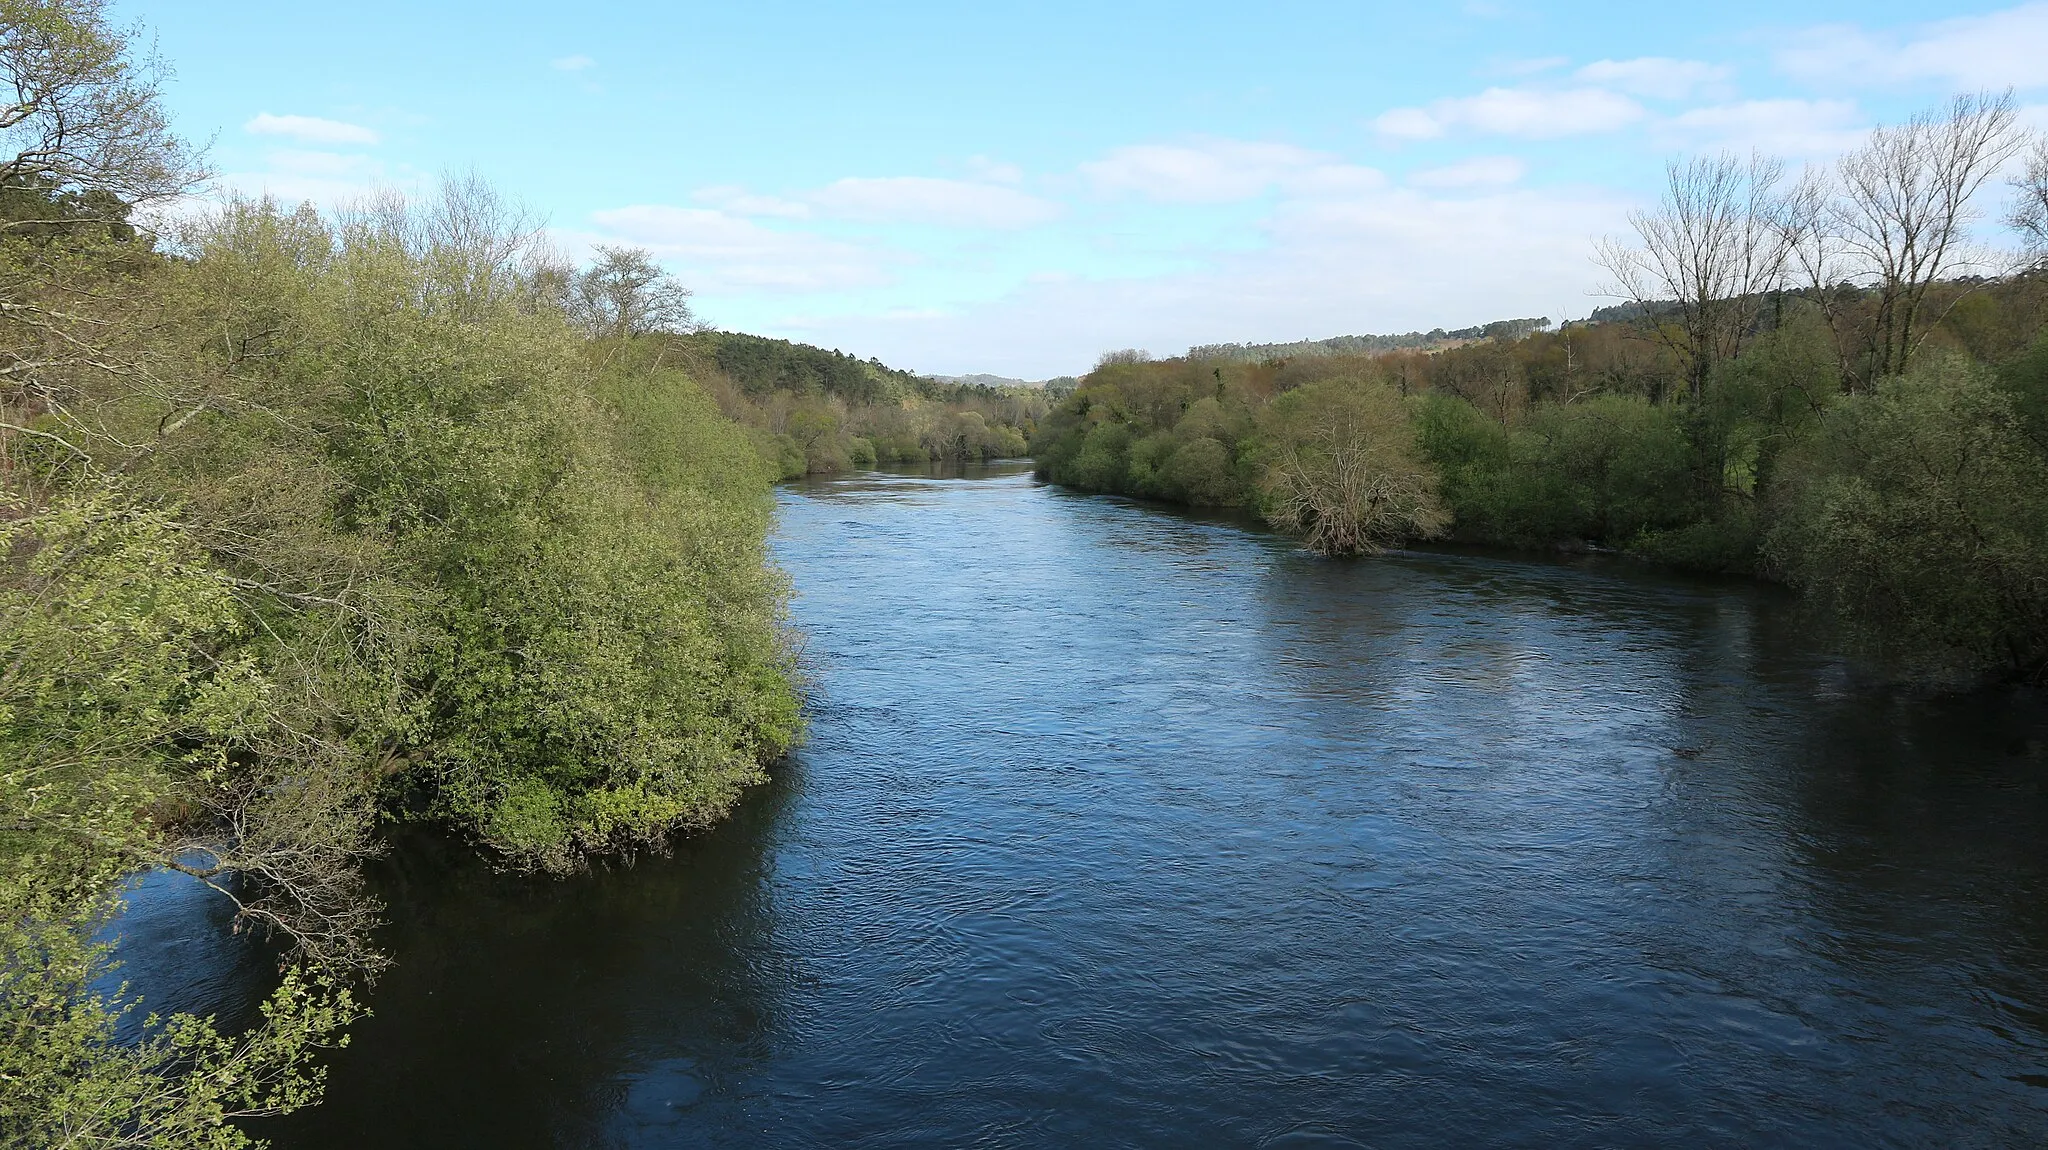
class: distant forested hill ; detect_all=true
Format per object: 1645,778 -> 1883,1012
1187,317 -> 1554,362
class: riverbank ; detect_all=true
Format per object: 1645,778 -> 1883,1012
1030,329 -> 2048,687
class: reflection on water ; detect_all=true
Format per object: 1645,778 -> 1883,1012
120,464 -> 2048,1147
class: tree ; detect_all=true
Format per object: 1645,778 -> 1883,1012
1256,379 -> 1447,556
1596,151 -> 1790,403
1768,354 -> 2048,683
2011,137 -> 2048,268
1788,91 -> 2027,389
0,0 -> 205,228
0,0 -> 209,485
569,245 -> 699,340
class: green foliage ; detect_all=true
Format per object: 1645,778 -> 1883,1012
693,330 -> 904,405
1159,438 -> 1238,505
1416,393 -> 1695,549
1996,326 -> 2048,453
1068,422 -> 1132,491
0,496 -> 365,1148
1769,355 -> 2048,683
2,177 -> 806,1139
671,331 -> 1046,475
1,915 -> 359,1150
1032,279 -> 2046,680
399,351 -> 801,869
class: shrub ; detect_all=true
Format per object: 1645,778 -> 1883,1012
1255,379 -> 1447,554
1768,355 -> 2048,683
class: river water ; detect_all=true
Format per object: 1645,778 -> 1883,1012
120,463 -> 2048,1147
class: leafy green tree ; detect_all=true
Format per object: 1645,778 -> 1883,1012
1160,437 -> 1238,505
1769,354 -> 2048,683
1,496 -> 365,1148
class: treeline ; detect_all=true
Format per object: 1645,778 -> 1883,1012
1187,316 -> 1553,362
1036,92 -> 2048,686
1,3 -> 803,1144
665,330 -> 1048,477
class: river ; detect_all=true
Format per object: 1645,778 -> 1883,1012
116,462 -> 2048,1147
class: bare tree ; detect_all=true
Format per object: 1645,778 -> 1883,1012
1788,91 -> 2025,389
343,173 -> 551,319
1258,380 -> 1447,556
1596,151 -> 1790,402
0,0 -> 211,484
2011,137 -> 2048,268
570,245 -> 699,340
1095,347 -> 1152,368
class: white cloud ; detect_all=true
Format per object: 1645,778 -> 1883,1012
964,155 -> 1025,185
1373,87 -> 1646,140
243,112 -> 379,146
1081,139 -> 1384,203
550,54 -> 595,71
772,181 -> 1630,378
1409,156 -> 1527,188
1663,99 -> 1869,158
213,150 -> 424,208
1574,57 -> 1732,100
810,177 -> 1060,228
1778,3 -> 2048,90
694,176 -> 1057,229
1372,108 -> 1445,141
579,205 -> 896,292
693,185 -> 814,219
213,161 -> 425,208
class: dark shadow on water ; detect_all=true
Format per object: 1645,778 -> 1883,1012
255,759 -> 808,1148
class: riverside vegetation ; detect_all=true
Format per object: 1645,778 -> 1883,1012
0,1 -> 1040,1143
1034,92 -> 2048,687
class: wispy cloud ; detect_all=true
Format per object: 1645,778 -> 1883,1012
1777,2 -> 2048,90
1409,156 -> 1527,188
696,176 -> 1059,229
1661,98 -> 1869,157
781,181 -> 1631,377
964,156 -> 1025,185
214,152 -> 427,207
1080,139 -> 1383,203
1373,87 -> 1646,140
550,54 -> 596,72
1497,56 -> 1569,77
811,177 -> 1060,228
577,205 -> 897,292
243,112 -> 379,146
693,186 -> 813,219
1574,57 -> 1732,100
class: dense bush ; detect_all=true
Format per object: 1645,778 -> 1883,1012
3,173 -> 805,1142
1769,354 -> 2048,683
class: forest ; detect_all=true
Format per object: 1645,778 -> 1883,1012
1033,93 -> 2048,687
674,329 -> 1046,478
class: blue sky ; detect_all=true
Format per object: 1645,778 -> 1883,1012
130,1 -> 2048,377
